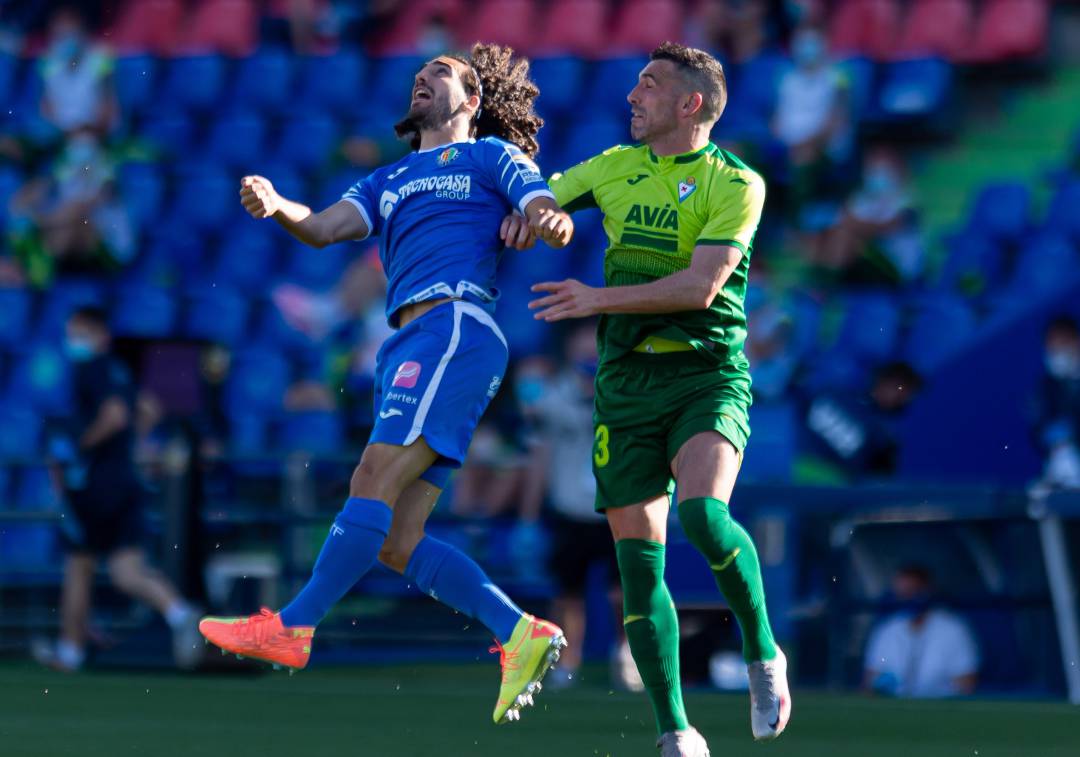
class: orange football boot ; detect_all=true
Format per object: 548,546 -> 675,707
199,608 -> 314,671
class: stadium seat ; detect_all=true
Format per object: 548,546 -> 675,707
34,279 -> 107,341
182,0 -> 258,57
828,0 -> 900,61
173,163 -> 235,233
137,107 -> 196,156
0,165 -> 23,231
901,292 -> 977,374
836,57 -> 878,121
1004,234 -> 1078,297
118,161 -> 165,230
585,56 -> 648,116
834,292 -> 901,363
278,410 -> 344,455
281,242 -> 349,291
228,412 -> 271,455
212,222 -> 282,295
275,111 -> 341,174
108,0 -> 185,55
205,109 -> 268,170
111,284 -> 178,338
535,0 -> 609,56
369,0 -> 465,56
231,50 -> 294,115
896,0 -> 974,61
877,58 -> 952,119
14,466 -> 60,510
938,233 -> 1005,297
740,401 -> 797,482
7,343 -> 71,415
161,56 -> 228,113
530,57 -> 586,117
1043,179 -> 1080,243
300,52 -> 370,117
113,56 -> 157,118
560,114 -> 630,167
967,182 -> 1031,246
184,285 -> 250,346
0,287 -> 31,350
368,56 -> 426,118
466,0 -> 537,54
224,349 -> 291,419
609,0 -> 685,54
970,0 -> 1049,62
731,53 -> 787,121
0,403 -> 40,460
0,52 -> 18,108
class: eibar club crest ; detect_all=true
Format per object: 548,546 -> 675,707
678,176 -> 697,202
437,147 -> 461,166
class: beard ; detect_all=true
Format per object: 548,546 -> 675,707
394,96 -> 455,149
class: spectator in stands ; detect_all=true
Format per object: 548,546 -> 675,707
36,307 -> 201,672
814,147 -> 924,286
863,565 -> 979,698
746,298 -> 797,402
803,361 -> 922,478
37,4 -> 117,138
515,322 -> 641,691
773,26 -> 851,214
9,132 -> 133,285
1031,315 -> 1080,489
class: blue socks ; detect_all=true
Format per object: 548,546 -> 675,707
405,536 -> 524,644
280,497 -> 391,628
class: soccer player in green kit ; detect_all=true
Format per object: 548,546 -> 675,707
501,42 -> 790,756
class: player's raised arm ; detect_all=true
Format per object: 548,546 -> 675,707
239,175 -> 370,249
523,195 -> 573,248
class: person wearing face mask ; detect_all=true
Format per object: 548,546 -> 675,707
37,4 -> 117,137
863,565 -> 979,698
34,307 -> 201,672
1032,316 -> 1080,488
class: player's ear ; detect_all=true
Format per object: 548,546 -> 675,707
682,92 -> 704,120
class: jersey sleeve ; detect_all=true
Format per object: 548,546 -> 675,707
549,151 -> 612,213
340,172 -> 380,238
482,139 -> 555,214
697,171 -> 766,254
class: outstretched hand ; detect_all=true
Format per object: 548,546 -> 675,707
529,279 -> 603,321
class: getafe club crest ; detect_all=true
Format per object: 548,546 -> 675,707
437,147 -> 461,166
678,176 -> 697,202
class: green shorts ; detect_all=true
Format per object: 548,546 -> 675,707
592,351 -> 752,511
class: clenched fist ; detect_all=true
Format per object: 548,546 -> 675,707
240,175 -> 281,219
531,207 -> 574,248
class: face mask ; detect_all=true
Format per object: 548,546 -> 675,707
895,594 -> 933,619
64,336 -> 97,363
515,377 -> 545,405
793,34 -> 825,68
1046,350 -> 1080,379
864,167 -> 898,195
53,33 -> 84,62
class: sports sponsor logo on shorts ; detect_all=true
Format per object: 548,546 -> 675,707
393,361 -> 422,388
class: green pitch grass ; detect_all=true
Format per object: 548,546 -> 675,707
0,661 -> 1074,757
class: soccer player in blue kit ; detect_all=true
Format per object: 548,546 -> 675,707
199,44 -> 573,725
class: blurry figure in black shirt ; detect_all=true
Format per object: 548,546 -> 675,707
37,307 -> 201,671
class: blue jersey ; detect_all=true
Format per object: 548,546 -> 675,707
342,137 -> 555,327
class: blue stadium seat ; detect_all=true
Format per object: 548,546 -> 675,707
14,466 -> 60,510
834,292 -> 901,362
161,55 -> 228,112
276,111 -> 340,173
560,115 -> 630,168
224,349 -> 291,419
138,107 -> 195,156
206,108 -> 268,170
34,279 -> 107,341
740,400 -> 797,482
212,222 -> 281,294
7,343 -> 71,415
173,163 -> 235,233
0,524 -> 57,570
184,285 -> 250,346
368,55 -> 425,119
0,287 -> 31,350
242,162 -> 305,207
938,233 -> 1005,297
878,58 -> 952,119
117,160 -> 165,230
1005,234 -> 1078,296
0,53 -> 18,108
902,292 -> 977,374
837,57 -> 878,121
301,52 -> 370,117
232,49 -> 294,114
0,403 -> 41,460
114,55 -> 158,117
111,284 -> 178,338
1044,179 -> 1080,242
731,52 -> 786,120
228,412 -> 271,455
586,57 -> 647,116
967,182 -> 1030,245
278,410 -> 343,455
281,241 -> 349,290
530,56 -> 586,116
0,165 -> 24,231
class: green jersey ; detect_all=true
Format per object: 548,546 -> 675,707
550,142 -> 765,365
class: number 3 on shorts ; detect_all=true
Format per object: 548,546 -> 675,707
594,424 -> 611,468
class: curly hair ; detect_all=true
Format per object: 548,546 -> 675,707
396,43 -> 543,157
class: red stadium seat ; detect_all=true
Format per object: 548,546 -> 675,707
970,0 -> 1049,62
106,0 -> 185,55
182,0 -> 258,56
535,0 -> 609,57
460,0 -> 537,54
370,0 -> 465,56
896,0 -> 974,61
828,0 -> 900,60
609,0 -> 685,54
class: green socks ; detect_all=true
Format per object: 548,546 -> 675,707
678,496 -> 778,664
615,539 -> 689,735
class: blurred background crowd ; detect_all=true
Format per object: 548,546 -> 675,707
1,0 -> 1079,703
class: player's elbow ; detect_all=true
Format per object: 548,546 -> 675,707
687,278 -> 718,310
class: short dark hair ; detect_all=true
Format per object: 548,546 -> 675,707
1047,314 -> 1080,338
650,41 -> 728,123
875,361 -> 922,392
70,305 -> 109,330
896,564 -> 933,586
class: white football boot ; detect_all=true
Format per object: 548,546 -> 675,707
657,726 -> 710,757
748,647 -> 791,740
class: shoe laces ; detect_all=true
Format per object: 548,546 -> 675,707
489,640 -> 521,683
242,607 -> 277,645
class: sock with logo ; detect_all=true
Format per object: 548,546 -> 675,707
615,538 -> 688,735
279,497 -> 391,628
678,496 -> 776,663
404,536 -> 524,644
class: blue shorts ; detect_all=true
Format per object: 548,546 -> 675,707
371,300 -> 508,489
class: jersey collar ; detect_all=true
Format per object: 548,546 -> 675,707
417,138 -> 476,154
647,142 -> 719,165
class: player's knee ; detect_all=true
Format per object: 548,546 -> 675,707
349,456 -> 399,502
377,534 -> 420,574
